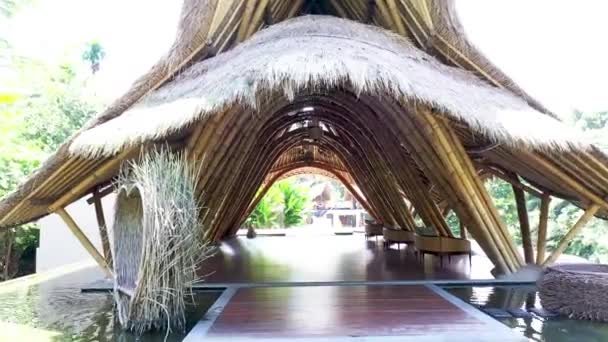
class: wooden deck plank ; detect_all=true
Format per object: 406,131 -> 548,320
204,285 -> 522,339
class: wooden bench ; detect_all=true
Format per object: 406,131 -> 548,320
382,227 -> 415,250
365,222 -> 383,241
414,235 -> 472,266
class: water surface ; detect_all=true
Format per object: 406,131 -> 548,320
0,265 -> 220,342
446,285 -> 608,342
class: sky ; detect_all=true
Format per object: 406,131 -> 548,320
3,0 -> 608,117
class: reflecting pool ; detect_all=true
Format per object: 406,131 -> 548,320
446,285 -> 608,342
0,264 -> 220,342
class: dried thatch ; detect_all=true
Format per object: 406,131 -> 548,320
111,148 -> 213,334
539,264 -> 608,321
70,16 -> 585,158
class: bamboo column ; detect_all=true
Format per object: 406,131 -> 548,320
56,208 -> 112,277
405,108 -> 522,273
535,193 -> 551,265
542,204 -> 600,266
512,183 -> 533,264
92,187 -> 113,267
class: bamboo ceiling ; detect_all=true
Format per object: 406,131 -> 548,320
1,0 -> 608,274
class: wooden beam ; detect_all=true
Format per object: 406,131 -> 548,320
542,204 -> 600,266
86,184 -> 114,204
56,208 -> 112,277
92,187 -> 113,268
512,183 -> 533,264
535,193 -> 551,265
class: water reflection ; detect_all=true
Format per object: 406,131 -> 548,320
0,266 -> 220,342
447,286 -> 608,342
199,235 -> 492,283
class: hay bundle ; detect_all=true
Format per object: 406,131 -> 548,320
539,264 -> 608,321
111,148 -> 213,334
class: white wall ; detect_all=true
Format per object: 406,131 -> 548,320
36,194 -> 116,272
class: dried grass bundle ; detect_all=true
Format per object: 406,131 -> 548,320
111,147 -> 213,334
539,264 -> 608,321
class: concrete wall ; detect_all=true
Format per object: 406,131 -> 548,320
36,194 -> 116,272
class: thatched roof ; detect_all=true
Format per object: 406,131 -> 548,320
69,16 -> 584,157
1,0 -> 608,274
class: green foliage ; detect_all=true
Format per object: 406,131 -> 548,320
445,210 -> 461,237
18,64 -> 99,151
247,187 -> 281,229
485,177 -> 608,264
0,36 -> 102,280
485,178 -> 522,244
545,203 -> 608,263
246,179 -> 310,229
277,180 -> 309,227
82,41 -> 106,74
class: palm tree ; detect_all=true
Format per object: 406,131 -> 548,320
82,41 -> 106,74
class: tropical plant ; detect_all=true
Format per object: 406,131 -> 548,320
277,180 -> 309,227
247,187 -> 281,229
82,41 -> 106,74
0,40 -> 102,280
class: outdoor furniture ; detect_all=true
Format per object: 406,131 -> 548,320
414,235 -> 472,266
539,264 -> 608,321
365,222 -> 383,241
382,227 -> 415,250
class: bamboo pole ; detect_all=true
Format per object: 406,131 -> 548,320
437,117 -> 523,268
542,204 -> 600,266
237,0 -> 257,42
385,0 -> 407,35
423,113 -> 521,271
48,148 -> 136,212
536,193 -> 551,265
519,149 -> 608,210
512,184 -> 533,264
245,0 -> 270,37
390,104 -> 512,272
56,208 -> 112,277
92,187 -> 113,267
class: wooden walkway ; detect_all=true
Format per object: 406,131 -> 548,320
184,284 -> 524,341
179,235 -> 527,340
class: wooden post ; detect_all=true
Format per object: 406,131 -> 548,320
92,188 -> 113,268
542,204 -> 600,266
512,184 -> 533,264
56,208 -> 112,277
535,193 -> 551,265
